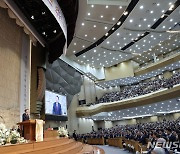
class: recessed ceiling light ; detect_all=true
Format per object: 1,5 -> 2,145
100,15 -> 103,18
82,45 -> 85,48
169,4 -> 174,10
91,5 -> 94,8
119,6 -> 122,9
93,37 -> 96,40
31,15 -> 34,19
73,50 -> 76,53
117,21 -> 121,25
123,11 -> 128,15
81,23 -> 85,26
143,18 -> 147,21
138,24 -> 141,27
87,13 -> 91,16
157,3 -> 160,6
150,10 -> 154,14
85,34 -> 87,37
107,41 -> 110,44
74,42 -> 76,45
129,19 -> 133,23
112,17 -> 115,21
106,5 -> 109,8
140,5 -> 144,9
105,26 -> 107,30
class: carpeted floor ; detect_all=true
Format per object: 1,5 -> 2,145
97,145 -> 131,154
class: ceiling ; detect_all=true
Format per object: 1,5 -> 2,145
67,0 -> 180,68
14,0 -> 78,63
87,97 -> 180,121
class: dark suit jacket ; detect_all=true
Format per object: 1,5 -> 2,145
22,113 -> 29,121
53,102 -> 62,115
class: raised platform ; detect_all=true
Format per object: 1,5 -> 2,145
0,138 -> 104,154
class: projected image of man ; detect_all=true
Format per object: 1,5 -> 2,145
53,96 -> 62,115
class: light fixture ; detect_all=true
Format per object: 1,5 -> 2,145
123,11 -> 128,15
169,5 -> 174,11
31,15 -> 34,19
140,5 -> 144,9
117,21 -> 121,25
129,19 -> 133,23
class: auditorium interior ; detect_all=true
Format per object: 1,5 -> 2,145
0,0 -> 180,153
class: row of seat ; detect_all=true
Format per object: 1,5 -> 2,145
0,138 -> 104,154
79,137 -> 147,153
108,137 -> 147,153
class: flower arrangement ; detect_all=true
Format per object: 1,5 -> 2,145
0,123 -> 27,145
57,127 -> 68,137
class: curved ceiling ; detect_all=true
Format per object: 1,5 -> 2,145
67,0 -> 180,68
14,0 -> 78,63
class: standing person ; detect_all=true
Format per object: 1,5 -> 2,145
73,130 -> 77,141
22,109 -> 30,121
53,96 -> 62,115
22,109 -> 30,137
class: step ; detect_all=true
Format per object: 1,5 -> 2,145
3,139 -> 75,154
52,142 -> 83,154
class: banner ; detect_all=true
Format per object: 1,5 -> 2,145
20,33 -> 31,121
41,0 -> 67,55
35,119 -> 44,142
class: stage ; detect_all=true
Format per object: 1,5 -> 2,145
0,137 -> 104,154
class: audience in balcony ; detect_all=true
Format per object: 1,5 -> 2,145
90,72 -> 180,106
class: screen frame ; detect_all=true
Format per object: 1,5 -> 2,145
45,90 -> 68,121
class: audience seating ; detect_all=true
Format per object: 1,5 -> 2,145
77,119 -> 180,153
88,72 -> 180,106
87,138 -> 104,145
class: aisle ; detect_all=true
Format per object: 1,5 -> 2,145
97,145 -> 130,154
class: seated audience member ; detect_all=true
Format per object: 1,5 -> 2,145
89,72 -> 180,105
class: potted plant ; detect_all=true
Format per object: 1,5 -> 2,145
57,127 -> 68,138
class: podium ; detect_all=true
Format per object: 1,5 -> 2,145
17,119 -> 44,141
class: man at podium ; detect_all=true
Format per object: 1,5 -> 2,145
22,109 -> 30,121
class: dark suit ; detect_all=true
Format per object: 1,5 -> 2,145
53,102 -> 62,115
22,113 -> 30,137
22,113 -> 29,121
